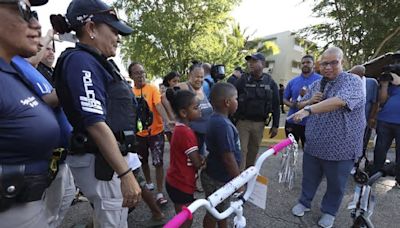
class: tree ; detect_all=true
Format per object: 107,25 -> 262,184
191,23 -> 250,74
115,0 -> 244,79
301,0 -> 400,68
244,38 -> 281,69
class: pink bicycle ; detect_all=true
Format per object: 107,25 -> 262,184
164,135 -> 297,228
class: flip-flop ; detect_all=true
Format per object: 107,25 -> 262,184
156,196 -> 168,205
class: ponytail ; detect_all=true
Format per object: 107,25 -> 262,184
188,60 -> 202,73
50,14 -> 72,34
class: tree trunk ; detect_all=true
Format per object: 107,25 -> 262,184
371,26 -> 400,59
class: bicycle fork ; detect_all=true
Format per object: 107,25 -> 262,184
232,201 -> 246,228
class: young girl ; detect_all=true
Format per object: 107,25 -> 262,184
160,71 -> 181,142
165,89 -> 203,228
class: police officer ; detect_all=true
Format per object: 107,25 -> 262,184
235,52 -> 280,169
0,0 -> 60,227
51,0 -> 141,227
12,36 -> 76,227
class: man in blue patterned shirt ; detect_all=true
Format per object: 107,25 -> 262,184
288,47 -> 366,228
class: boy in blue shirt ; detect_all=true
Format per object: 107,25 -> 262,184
201,83 -> 242,228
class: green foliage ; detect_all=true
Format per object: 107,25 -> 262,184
116,0 -> 244,79
245,38 -> 280,60
259,41 -> 280,56
301,0 -> 400,68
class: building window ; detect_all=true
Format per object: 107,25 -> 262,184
265,61 -> 275,74
292,61 -> 301,69
291,61 -> 301,74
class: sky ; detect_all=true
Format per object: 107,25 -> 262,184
34,0 -> 323,75
231,0 -> 323,38
36,0 -> 322,39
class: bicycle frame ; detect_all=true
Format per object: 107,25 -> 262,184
348,162 -> 395,228
164,134 -> 297,228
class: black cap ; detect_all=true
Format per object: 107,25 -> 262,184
66,0 -> 133,36
30,0 -> 48,6
245,52 -> 265,62
234,66 -> 242,72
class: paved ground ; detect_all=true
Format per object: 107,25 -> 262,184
61,111 -> 400,227
61,142 -> 399,228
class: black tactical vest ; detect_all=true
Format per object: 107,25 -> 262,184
237,73 -> 273,121
54,44 -> 137,153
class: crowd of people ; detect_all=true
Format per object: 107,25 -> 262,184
0,1 -> 399,228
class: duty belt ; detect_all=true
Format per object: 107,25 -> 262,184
0,164 -> 50,212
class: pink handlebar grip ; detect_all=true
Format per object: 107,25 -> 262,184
272,138 -> 293,155
164,207 -> 192,228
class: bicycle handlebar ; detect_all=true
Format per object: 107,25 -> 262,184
164,207 -> 192,228
272,138 -> 294,156
164,136 -> 297,228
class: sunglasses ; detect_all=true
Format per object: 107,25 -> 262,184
0,0 -> 38,22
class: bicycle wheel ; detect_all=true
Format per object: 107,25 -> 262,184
352,216 -> 372,228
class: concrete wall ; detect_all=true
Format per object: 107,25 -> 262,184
258,31 -> 310,86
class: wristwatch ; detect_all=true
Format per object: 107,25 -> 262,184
304,105 -> 312,114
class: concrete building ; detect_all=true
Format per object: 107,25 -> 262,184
251,31 -> 317,86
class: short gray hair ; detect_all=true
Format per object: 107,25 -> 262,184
322,47 -> 344,60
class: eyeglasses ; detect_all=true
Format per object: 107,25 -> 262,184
130,71 -> 146,76
320,60 -> 340,68
0,0 -> 38,22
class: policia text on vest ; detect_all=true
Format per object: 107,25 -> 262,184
54,44 -> 138,181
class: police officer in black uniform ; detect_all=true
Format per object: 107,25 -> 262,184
51,0 -> 141,227
235,52 -> 280,169
0,1 -> 60,227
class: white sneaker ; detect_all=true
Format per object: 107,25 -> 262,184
318,213 -> 335,228
78,195 -> 89,202
145,182 -> 155,191
292,203 -> 310,217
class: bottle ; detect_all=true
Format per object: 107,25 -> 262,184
137,119 -> 143,132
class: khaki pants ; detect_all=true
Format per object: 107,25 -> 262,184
236,120 -> 265,169
0,200 -> 48,228
45,163 -> 76,228
67,154 -> 128,228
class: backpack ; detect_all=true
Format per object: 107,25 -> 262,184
136,88 -> 153,132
